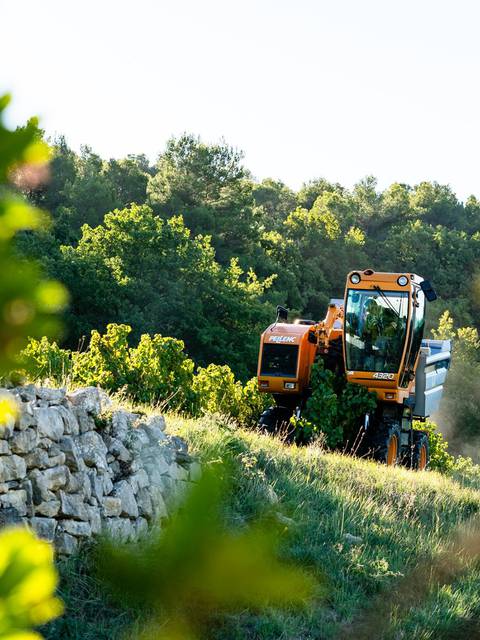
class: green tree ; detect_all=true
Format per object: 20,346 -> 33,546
352,175 -> 380,231
63,146 -> 118,231
17,125 -> 480,385
252,178 -> 296,230
431,312 -> 480,457
409,181 -> 462,228
58,204 -> 273,378
104,154 -> 150,208
0,97 -> 68,373
296,177 -> 343,210
147,134 -> 259,265
278,194 -> 368,318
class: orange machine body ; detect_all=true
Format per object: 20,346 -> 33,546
256,269 -> 439,469
257,270 -> 427,405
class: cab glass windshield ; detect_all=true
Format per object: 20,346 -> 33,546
345,289 -> 409,373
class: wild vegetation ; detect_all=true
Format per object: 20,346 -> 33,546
18,323 -> 272,427
11,127 -> 480,454
290,361 -> 377,448
0,96 -> 315,640
43,413 -> 480,640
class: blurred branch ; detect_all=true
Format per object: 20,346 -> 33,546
97,468 -> 318,639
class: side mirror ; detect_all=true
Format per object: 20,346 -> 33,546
420,279 -> 437,302
276,305 -> 289,322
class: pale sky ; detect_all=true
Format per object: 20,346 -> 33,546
3,0 -> 480,200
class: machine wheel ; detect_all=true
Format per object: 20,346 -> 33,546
369,421 -> 401,466
258,406 -> 293,436
412,431 -> 430,471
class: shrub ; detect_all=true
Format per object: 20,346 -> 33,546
129,333 -> 196,410
23,324 -> 197,412
413,419 -> 455,473
450,455 -> 480,489
337,381 -> 377,447
290,361 -> 377,447
20,336 -> 72,382
74,325 -> 197,411
73,323 -> 132,391
291,363 -> 339,446
437,359 -> 480,448
193,363 -> 243,418
0,527 -> 63,636
237,377 -> 273,428
192,366 -> 273,426
432,311 -> 480,451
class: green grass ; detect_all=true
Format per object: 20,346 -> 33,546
44,414 -> 480,639
41,546 -> 151,640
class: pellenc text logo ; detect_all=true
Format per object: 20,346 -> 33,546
269,336 -> 295,343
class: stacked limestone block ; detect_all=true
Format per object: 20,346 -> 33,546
0,385 -> 199,556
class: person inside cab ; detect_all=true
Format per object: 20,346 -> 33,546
360,297 -> 405,370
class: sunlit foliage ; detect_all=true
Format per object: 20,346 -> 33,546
0,528 -> 63,639
21,327 -> 270,424
0,94 -> 64,640
19,129 -> 480,380
0,95 -> 67,374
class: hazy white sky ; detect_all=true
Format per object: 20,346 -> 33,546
3,0 -> 480,199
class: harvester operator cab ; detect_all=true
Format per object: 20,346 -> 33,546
344,270 -> 436,404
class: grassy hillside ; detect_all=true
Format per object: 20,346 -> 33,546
45,414 -> 480,640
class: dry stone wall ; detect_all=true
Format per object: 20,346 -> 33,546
0,385 -> 199,555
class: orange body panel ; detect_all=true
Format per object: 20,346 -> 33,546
257,303 -> 344,395
257,322 -> 316,394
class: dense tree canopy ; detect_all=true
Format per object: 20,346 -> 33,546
49,204 -> 273,378
147,134 -> 258,265
16,132 -> 480,378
